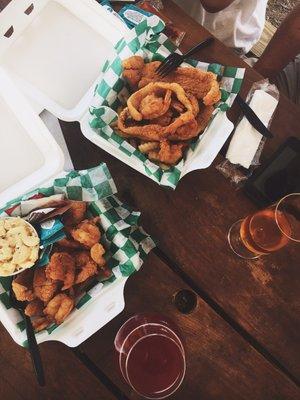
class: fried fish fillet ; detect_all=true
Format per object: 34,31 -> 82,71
122,57 -> 221,106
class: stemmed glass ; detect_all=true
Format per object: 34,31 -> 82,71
228,193 -> 300,259
114,313 -> 186,399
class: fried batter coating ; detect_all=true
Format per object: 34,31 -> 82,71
32,317 -> 51,332
71,219 -> 101,249
196,105 -> 215,134
44,293 -> 74,325
151,110 -> 173,126
122,56 -> 145,90
74,251 -> 98,284
128,84 -> 172,121
118,83 -> 195,142
120,57 -> 219,167
138,61 -> 161,88
25,299 -> 44,317
12,269 -> 35,302
90,243 -> 106,267
46,252 -> 75,290
123,55 -> 145,70
33,268 -> 58,302
148,141 -> 186,165
169,118 -> 199,141
128,82 -> 193,122
63,201 -> 87,226
138,142 -> 160,154
136,62 -> 221,106
57,237 -> 84,250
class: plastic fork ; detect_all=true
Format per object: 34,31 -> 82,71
10,286 -> 45,386
156,37 -> 214,78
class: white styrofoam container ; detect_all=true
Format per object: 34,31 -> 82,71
0,0 -> 130,346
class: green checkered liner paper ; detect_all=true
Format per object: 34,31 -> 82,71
0,163 -> 155,346
89,15 -> 245,189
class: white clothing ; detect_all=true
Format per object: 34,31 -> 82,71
173,0 -> 267,54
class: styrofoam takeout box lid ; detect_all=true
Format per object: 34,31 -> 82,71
0,0 -> 130,121
0,68 -> 64,207
0,0 -> 131,347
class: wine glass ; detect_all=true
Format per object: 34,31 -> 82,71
228,193 -> 300,259
115,313 -> 186,399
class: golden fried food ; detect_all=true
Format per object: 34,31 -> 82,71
33,267 -> 58,302
44,293 -> 74,325
25,299 -> 44,317
139,63 -> 220,106
128,84 -> 172,121
63,201 -> 87,226
122,57 -> 221,105
32,316 -> 52,332
168,118 -> 199,141
46,252 -> 75,290
151,110 -> 173,126
12,269 -> 35,302
57,237 -> 84,250
90,243 -> 106,267
74,251 -> 98,284
148,141 -> 186,165
118,57 -> 220,166
122,56 -> 145,90
70,219 -> 101,249
138,142 -> 160,154
196,104 -> 215,134
128,82 -> 194,122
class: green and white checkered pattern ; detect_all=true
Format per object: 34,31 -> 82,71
90,15 -> 245,189
0,163 -> 155,346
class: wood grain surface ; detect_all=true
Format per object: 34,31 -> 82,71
81,252 -> 300,400
59,0 -> 300,382
0,325 -> 116,400
0,0 -> 299,399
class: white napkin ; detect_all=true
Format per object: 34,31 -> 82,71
226,89 -> 278,168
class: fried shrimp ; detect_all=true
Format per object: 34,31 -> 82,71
63,201 -> 87,226
25,299 -> 44,317
46,252 -> 75,290
74,251 -> 98,284
32,317 -> 51,332
44,293 -> 74,325
122,56 -> 145,90
70,219 -> 101,249
90,243 -> 106,267
12,269 -> 35,302
33,268 -> 58,302
57,237 -> 84,250
148,141 -> 186,165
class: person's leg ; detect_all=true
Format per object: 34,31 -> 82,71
273,55 -> 300,105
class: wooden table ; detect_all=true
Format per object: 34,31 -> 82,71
0,1 -> 300,399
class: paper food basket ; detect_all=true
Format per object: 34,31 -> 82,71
0,0 -> 145,347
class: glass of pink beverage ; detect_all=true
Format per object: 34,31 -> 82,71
228,193 -> 300,259
114,313 -> 186,399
